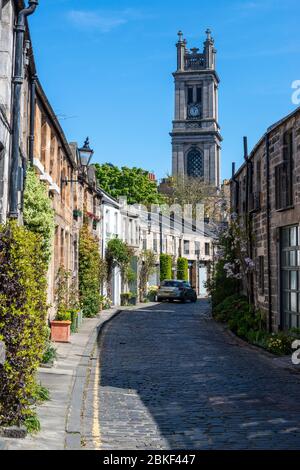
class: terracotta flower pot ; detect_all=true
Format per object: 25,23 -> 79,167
50,321 -> 71,343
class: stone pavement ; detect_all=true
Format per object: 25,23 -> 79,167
0,306 -> 127,450
82,299 -> 300,450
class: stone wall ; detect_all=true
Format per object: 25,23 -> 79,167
231,107 -> 300,331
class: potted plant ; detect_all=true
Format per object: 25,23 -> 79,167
128,292 -> 137,306
121,292 -> 131,306
51,311 -> 72,343
51,267 -> 72,343
147,286 -> 158,302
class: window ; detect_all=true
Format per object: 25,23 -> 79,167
195,241 -> 200,256
153,234 -> 158,253
170,212 -> 175,232
275,131 -> 293,210
281,226 -> 300,329
196,87 -> 202,103
187,87 -> 193,105
205,243 -> 210,256
105,210 -> 110,234
258,256 -> 264,295
114,212 -> 118,234
184,240 -> 190,255
187,148 -> 204,178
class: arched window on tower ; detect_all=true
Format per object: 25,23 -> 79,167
187,148 -> 204,178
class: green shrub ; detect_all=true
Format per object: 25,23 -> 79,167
106,238 -> 134,296
266,333 -> 293,356
41,340 -> 57,365
0,222 -> 48,427
79,224 -> 102,317
213,293 -> 293,356
24,412 -> 41,434
23,167 -> 55,264
160,254 -> 172,281
177,257 -> 188,281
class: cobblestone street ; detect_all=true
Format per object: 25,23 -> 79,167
82,300 -> 300,450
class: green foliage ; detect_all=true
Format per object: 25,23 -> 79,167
177,257 -> 189,281
95,163 -> 164,205
139,250 -> 157,301
41,340 -> 57,365
24,412 -> 41,434
160,254 -> 172,281
79,224 -> 102,318
55,267 -> 71,318
23,167 -> 55,264
0,222 -> 48,427
213,294 -> 294,356
32,383 -> 50,403
106,238 -> 134,296
120,292 -> 134,306
266,333 -> 293,356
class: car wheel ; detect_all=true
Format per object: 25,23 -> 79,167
191,297 -> 197,303
180,297 -> 186,303
168,299 -> 174,303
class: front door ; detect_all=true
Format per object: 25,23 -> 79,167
199,264 -> 207,297
281,225 -> 300,329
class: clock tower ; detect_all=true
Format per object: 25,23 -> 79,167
171,29 -> 222,187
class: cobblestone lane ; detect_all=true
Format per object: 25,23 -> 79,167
81,300 -> 300,450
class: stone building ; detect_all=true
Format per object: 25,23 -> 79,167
0,1 -> 103,320
171,29 -> 222,187
0,0 -> 33,223
231,106 -> 300,332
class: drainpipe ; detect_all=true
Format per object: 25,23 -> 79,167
9,0 -> 39,219
244,136 -> 254,304
29,74 -> 37,166
265,133 -> 272,333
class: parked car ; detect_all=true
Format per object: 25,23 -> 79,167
157,280 -> 197,303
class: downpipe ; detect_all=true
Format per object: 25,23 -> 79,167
9,0 -> 39,219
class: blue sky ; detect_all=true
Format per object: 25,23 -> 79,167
28,0 -> 300,180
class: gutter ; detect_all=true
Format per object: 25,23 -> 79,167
9,0 -> 38,218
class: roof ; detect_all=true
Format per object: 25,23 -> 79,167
232,105 -> 300,180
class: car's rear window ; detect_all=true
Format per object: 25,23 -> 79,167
161,281 -> 183,287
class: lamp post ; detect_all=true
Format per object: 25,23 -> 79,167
78,137 -> 94,170
61,138 -> 94,186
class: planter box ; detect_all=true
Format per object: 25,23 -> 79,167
51,321 -> 71,343
129,297 -> 137,306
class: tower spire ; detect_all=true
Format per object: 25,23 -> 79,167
176,30 -> 185,71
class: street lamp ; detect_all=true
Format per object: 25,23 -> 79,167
78,137 -> 94,169
61,138 -> 94,186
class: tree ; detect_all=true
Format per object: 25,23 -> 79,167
177,257 -> 189,281
79,224 -> 102,317
95,163 -> 164,205
106,238 -> 134,296
160,254 -> 172,282
160,175 -> 228,222
139,250 -> 157,301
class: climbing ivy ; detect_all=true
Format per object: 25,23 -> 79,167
23,167 -> 55,264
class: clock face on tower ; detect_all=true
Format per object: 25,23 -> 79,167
188,104 -> 200,119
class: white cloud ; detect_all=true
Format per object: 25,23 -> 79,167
67,8 -> 150,33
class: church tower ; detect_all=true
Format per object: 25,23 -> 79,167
171,29 -> 222,187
